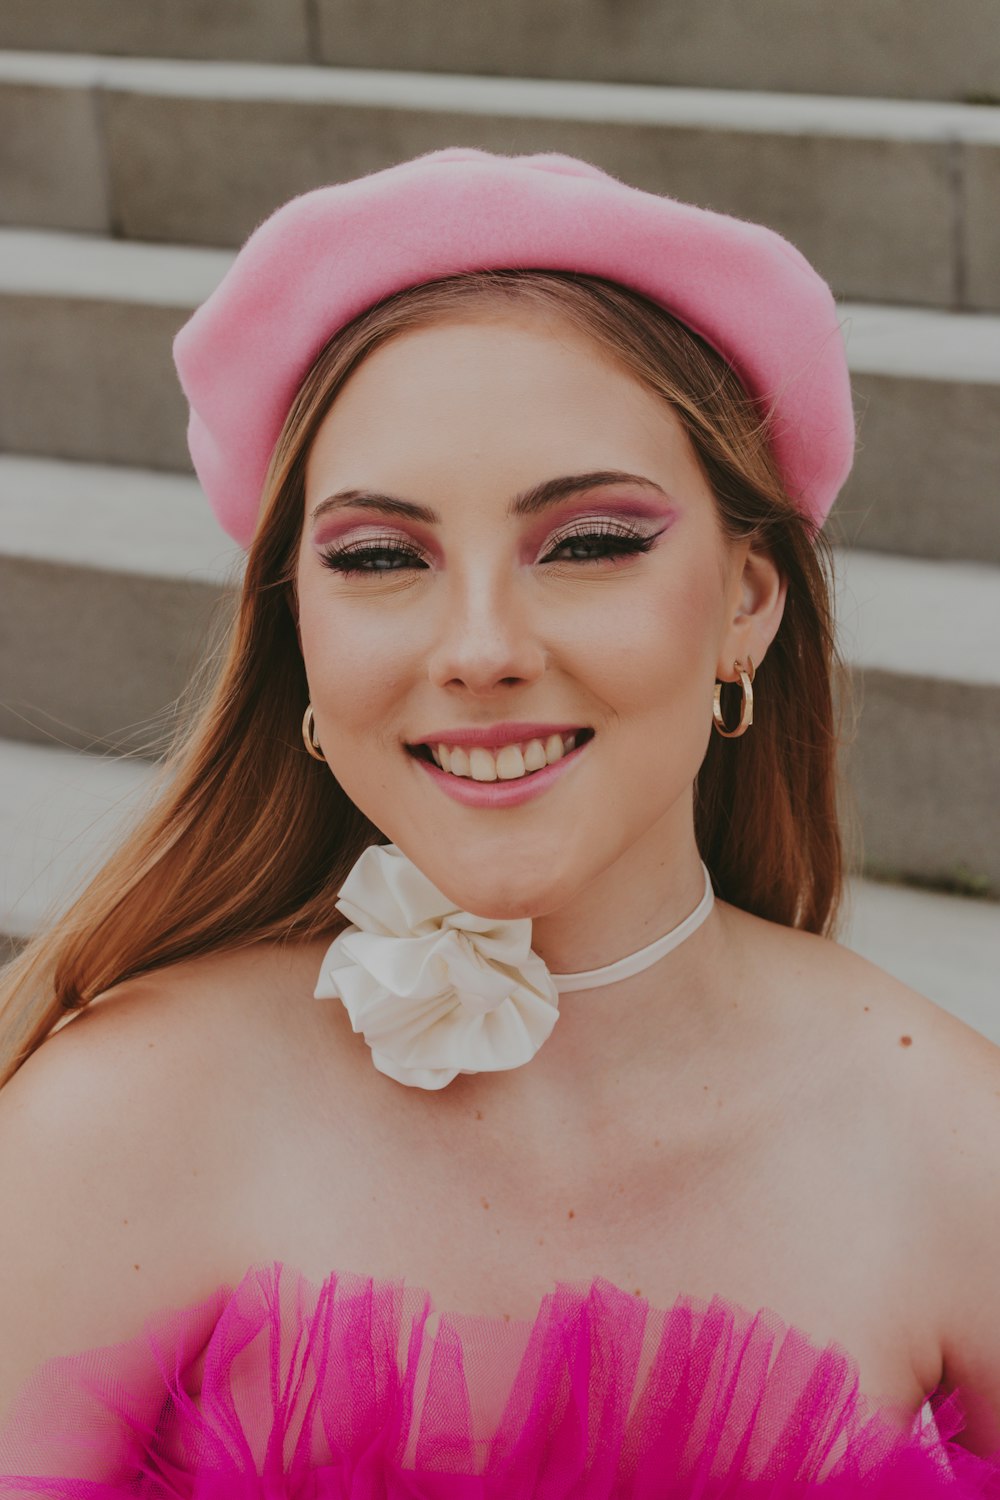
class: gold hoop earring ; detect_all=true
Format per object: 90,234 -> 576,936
712,656 -> 755,738
302,703 -> 326,761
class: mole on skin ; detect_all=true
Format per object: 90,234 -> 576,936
900,1035 -> 913,1047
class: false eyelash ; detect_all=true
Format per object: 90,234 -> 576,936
319,523 -> 657,577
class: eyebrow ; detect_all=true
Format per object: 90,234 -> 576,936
310,470 -> 670,526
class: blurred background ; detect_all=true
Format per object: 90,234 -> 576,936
0,2 -> 997,1033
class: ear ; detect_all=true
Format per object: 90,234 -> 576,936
717,541 -> 788,681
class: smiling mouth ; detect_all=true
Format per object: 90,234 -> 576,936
406,728 -> 596,778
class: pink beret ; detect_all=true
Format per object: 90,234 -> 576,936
173,146 -> 854,548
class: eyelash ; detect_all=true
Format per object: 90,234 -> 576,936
319,521 -> 657,576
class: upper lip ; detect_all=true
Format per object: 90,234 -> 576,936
407,722 -> 591,749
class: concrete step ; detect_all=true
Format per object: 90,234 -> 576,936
2,737 -> 997,1037
0,738 -> 153,953
1,453 -> 997,893
0,1 -> 997,103
0,455 -> 240,756
1,228 -> 998,566
832,547 -> 1000,897
2,52 -> 999,309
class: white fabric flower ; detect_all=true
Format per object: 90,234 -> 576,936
314,842 -> 561,1090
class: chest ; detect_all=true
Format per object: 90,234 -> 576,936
218,1045 -> 940,1426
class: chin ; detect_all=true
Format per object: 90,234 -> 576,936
435,868 -> 578,924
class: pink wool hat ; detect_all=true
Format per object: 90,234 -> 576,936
173,146 -> 855,548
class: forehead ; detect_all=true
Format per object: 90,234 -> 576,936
305,311 -> 696,490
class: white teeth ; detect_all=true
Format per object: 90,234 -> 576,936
467,748 -> 495,781
425,731 -> 587,782
544,734 -> 565,764
523,739 -> 547,773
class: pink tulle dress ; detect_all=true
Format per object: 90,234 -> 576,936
2,1259 -> 1000,1497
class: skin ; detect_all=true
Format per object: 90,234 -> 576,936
5,306 -> 1000,1459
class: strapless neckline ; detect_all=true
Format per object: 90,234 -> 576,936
0,1258 -> 988,1497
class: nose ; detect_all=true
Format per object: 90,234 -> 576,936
424,565 -> 546,694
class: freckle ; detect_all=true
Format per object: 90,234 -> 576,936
474,1110 -> 483,1121
502,1311 -> 511,1322
537,1238 -> 545,1246
133,1264 -> 140,1271
634,1288 -> 642,1298
900,1035 -> 912,1047
122,1219 -> 128,1225
864,1006 -> 870,1013
480,1197 -> 490,1210
148,1042 -> 155,1048
568,1208 -> 575,1219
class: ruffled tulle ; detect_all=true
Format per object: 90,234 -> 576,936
2,1260 -> 1000,1497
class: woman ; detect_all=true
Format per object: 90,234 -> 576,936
1,146 -> 999,1494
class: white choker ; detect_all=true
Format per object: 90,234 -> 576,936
314,842 -> 715,1091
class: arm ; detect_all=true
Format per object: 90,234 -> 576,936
0,985 -> 228,1482
928,1024 -> 1000,1459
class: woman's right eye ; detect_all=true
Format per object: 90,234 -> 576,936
320,543 -> 426,576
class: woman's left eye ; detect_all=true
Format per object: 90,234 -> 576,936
543,523 -> 656,565
319,523 -> 656,577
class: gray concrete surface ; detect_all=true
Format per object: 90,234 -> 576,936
0,74 -> 108,232
965,140 -> 1000,310
2,53 -> 1000,308
0,457 -> 240,754
829,302 -> 1000,564
833,547 -> 1000,895
312,0 -> 1000,105
1,1 -> 999,102
0,0 -> 312,65
0,295 -> 192,469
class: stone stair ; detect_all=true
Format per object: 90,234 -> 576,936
0,15 -> 997,1033
0,0 -> 997,100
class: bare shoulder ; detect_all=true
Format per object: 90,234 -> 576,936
724,894 -> 995,1067
0,935 -> 332,1411
721,895 -> 1000,1160
789,933 -> 1000,1452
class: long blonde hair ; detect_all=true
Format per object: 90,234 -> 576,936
0,269 -> 857,1089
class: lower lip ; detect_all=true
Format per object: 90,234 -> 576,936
407,737 -> 593,807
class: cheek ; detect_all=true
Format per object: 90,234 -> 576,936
576,567 -> 720,718
297,590 -> 415,737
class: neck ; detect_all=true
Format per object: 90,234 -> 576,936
547,860 -> 714,991
528,818 -> 710,979
514,826 -> 735,1079
470,897 -> 740,1124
